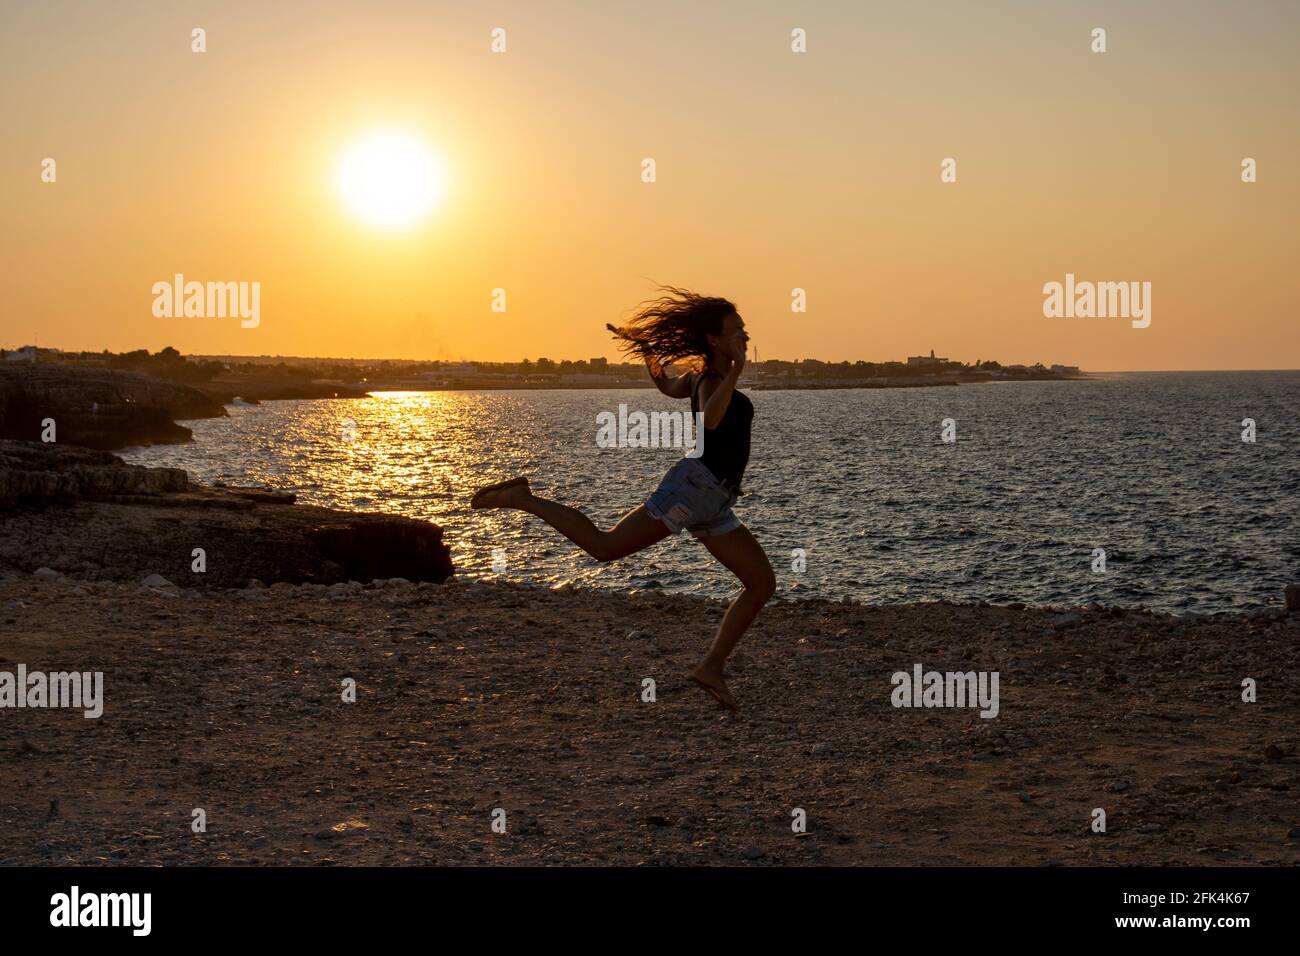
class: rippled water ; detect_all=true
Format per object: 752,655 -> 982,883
122,372 -> 1300,613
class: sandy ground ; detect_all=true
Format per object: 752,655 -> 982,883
0,573 -> 1296,866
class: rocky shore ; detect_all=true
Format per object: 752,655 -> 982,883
0,364 -> 370,451
195,378 -> 369,405
1,441 -> 1295,866
0,440 -> 451,587
0,365 -> 226,450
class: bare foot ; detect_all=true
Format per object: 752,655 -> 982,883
688,665 -> 739,712
471,476 -> 530,509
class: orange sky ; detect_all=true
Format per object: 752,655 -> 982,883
2,0 -> 1297,369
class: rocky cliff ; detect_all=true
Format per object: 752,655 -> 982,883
0,439 -> 188,499
0,439 -> 453,586
0,364 -> 227,449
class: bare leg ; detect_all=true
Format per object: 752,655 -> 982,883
689,524 -> 775,710
476,479 -> 670,561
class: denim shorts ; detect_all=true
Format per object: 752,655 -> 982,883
645,457 -> 741,538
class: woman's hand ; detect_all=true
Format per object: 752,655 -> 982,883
727,338 -> 748,372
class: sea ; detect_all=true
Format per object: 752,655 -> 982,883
121,371 -> 1300,614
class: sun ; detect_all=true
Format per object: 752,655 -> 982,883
337,132 -> 446,229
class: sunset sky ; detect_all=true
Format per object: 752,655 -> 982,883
2,0 -> 1297,370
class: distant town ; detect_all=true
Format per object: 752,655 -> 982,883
1,345 -> 1086,394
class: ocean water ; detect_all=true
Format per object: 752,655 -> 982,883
121,372 -> 1300,613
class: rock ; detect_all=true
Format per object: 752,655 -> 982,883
142,573 -> 175,590
1051,612 -> 1082,628
0,440 -> 187,501
0,364 -> 225,450
0,440 -> 453,587
229,489 -> 295,506
32,567 -> 60,580
1285,584 -> 1300,613
741,846 -> 765,860
309,518 -> 452,585
326,819 -> 369,836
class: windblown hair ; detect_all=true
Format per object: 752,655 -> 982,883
606,286 -> 736,368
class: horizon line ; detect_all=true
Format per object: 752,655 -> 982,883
5,344 -> 1300,375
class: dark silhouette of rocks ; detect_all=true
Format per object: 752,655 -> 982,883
309,518 -> 456,584
0,440 -> 453,586
0,440 -> 188,500
0,365 -> 226,450
196,380 -> 370,403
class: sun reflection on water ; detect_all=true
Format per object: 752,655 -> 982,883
221,389 -> 676,591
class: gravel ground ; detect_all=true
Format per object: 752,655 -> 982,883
1,573 -> 1297,866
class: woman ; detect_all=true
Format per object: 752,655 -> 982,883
470,286 -> 775,711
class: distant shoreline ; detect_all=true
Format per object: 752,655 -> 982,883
343,373 -> 1093,395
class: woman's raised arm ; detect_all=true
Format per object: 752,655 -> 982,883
646,355 -> 692,398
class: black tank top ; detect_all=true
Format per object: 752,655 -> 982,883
690,371 -> 753,492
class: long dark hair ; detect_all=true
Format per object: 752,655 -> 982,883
606,285 -> 736,369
